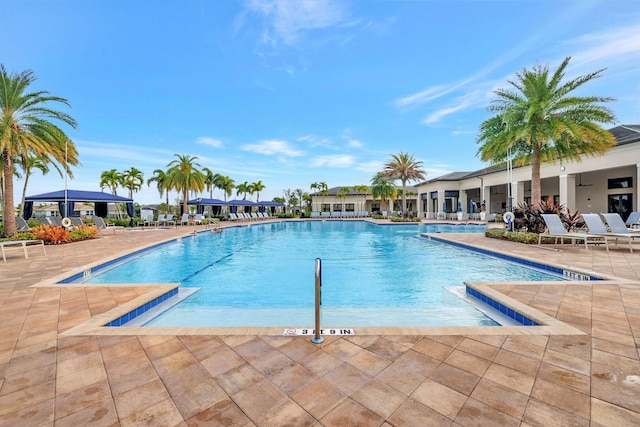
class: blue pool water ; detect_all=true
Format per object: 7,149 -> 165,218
82,221 -> 564,327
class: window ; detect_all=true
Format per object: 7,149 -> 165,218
321,204 -> 330,212
345,203 -> 355,212
608,177 -> 632,189
608,194 -> 632,221
332,203 -> 342,212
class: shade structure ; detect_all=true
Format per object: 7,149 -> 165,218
24,189 -> 134,226
256,200 -> 284,213
187,198 -> 229,215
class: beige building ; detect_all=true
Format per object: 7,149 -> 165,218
309,125 -> 640,221
415,125 -> 640,221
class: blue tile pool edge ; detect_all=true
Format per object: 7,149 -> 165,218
104,287 -> 179,327
464,285 -> 539,326
423,234 -> 603,281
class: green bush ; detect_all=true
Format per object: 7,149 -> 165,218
390,217 -> 421,223
485,228 -> 573,244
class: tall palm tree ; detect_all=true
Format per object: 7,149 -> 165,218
252,180 -> 266,202
122,167 -> 144,199
311,181 -> 329,212
477,56 -> 617,204
202,167 -> 217,199
147,168 -> 171,213
236,181 -> 251,200
0,65 -> 78,236
371,172 -> 397,214
383,152 -> 426,217
18,155 -> 50,216
100,169 -> 124,218
166,154 -> 205,215
216,175 -> 235,202
353,184 -> 370,212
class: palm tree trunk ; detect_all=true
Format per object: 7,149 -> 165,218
531,142 -> 542,205
2,148 -> 17,236
402,180 -> 407,217
20,172 -> 31,217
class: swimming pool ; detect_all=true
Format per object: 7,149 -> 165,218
81,221 -> 565,327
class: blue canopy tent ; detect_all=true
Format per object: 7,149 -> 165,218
257,200 -> 284,214
227,199 -> 257,214
24,189 -> 135,226
187,198 -> 229,215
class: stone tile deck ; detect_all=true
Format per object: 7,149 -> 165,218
1,220 -> 639,426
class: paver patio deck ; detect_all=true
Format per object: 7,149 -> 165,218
0,219 -> 639,426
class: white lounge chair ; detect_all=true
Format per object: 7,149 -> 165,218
582,213 -> 639,253
602,213 -> 640,234
625,212 -> 640,230
93,216 -> 124,234
180,213 -> 190,226
192,214 -> 203,225
160,214 -> 175,226
0,239 -> 46,262
539,213 -> 608,252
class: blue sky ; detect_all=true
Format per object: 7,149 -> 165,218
2,0 -> 639,205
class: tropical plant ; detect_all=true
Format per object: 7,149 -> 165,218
383,152 -> 425,217
31,224 -> 70,244
310,181 -> 329,212
100,168 -> 124,218
202,167 -> 217,199
216,175 -> 235,202
166,154 -> 205,215
370,172 -> 397,214
0,65 -> 78,236
252,180 -> 266,202
236,181 -> 252,200
477,56 -> 617,204
18,155 -> 50,216
147,168 -> 171,213
122,167 -> 144,199
353,184 -> 370,213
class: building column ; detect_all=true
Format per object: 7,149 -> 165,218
482,186 -> 491,213
559,174 -> 576,212
510,181 -> 524,210
459,190 -> 468,213
437,190 -> 445,218
637,164 -> 640,211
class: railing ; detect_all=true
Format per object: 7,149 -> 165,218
311,258 -> 324,344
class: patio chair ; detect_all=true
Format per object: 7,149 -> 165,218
539,213 -> 609,252
15,216 -> 33,231
160,214 -> 175,226
602,213 -> 640,234
625,212 -> 640,230
582,214 -> 639,253
93,216 -> 124,234
191,214 -> 203,225
180,213 -> 190,226
70,217 -> 85,228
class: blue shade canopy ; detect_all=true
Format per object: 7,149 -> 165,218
257,201 -> 284,207
25,189 -> 133,203
187,198 -> 229,205
24,189 -> 134,224
227,199 -> 257,206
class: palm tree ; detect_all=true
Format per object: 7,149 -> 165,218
383,152 -> 426,217
252,180 -> 266,202
0,65 -> 78,236
166,154 -> 205,215
147,168 -> 172,214
236,181 -> 251,200
311,181 -> 329,212
216,175 -> 235,202
18,155 -> 50,217
477,56 -> 617,204
202,167 -> 217,199
353,184 -> 370,213
371,172 -> 397,214
122,167 -> 144,199
100,169 -> 124,218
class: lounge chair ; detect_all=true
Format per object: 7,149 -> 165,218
160,214 -> 175,226
93,216 -> 124,234
602,213 -> 640,234
625,212 -> 640,230
71,217 -> 85,228
156,214 -> 165,225
539,213 -> 609,252
180,213 -> 190,226
582,213 -> 639,253
191,214 -> 203,225
0,239 -> 46,262
15,216 -> 33,231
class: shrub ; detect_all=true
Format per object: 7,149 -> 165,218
69,225 -> 99,241
486,228 -> 574,244
390,217 -> 421,222
32,225 -> 70,244
511,199 -> 581,233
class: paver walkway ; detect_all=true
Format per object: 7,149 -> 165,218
0,220 -> 639,426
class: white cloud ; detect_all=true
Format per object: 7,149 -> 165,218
241,139 -> 304,157
195,137 -> 223,148
356,160 -> 383,174
346,139 -> 362,148
297,134 -> 332,148
242,0 -> 354,47
310,154 -> 354,168
423,89 -> 489,125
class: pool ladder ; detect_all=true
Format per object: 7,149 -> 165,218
311,258 -> 324,344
